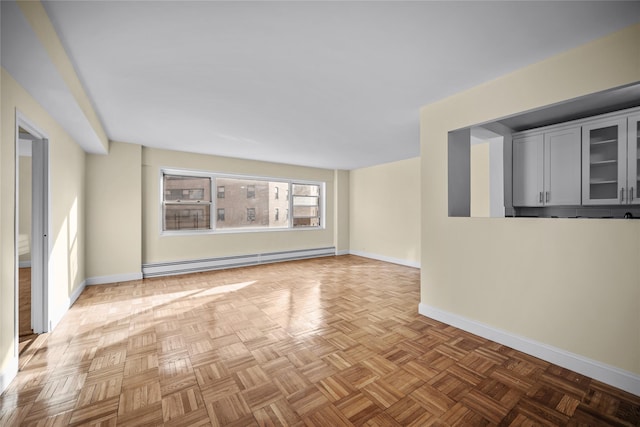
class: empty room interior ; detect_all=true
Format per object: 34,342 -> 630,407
1,1 -> 640,425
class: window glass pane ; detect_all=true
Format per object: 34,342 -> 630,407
164,175 -> 211,201
292,184 -> 319,196
293,217 -> 320,227
164,205 -> 211,230
163,174 -> 212,231
293,196 -> 317,206
293,206 -> 318,217
292,184 -> 320,228
215,177 -> 289,229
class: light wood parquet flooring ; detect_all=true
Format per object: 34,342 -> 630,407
1,255 -> 639,426
19,267 -> 33,337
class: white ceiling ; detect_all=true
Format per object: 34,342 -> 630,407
8,2 -> 640,169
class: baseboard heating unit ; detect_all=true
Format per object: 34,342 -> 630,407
142,247 -> 336,278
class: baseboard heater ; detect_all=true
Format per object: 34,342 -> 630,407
142,247 -> 336,278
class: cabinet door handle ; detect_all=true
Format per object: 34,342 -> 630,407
539,192 -> 543,204
545,191 -> 549,203
631,187 -> 634,202
620,188 -> 625,202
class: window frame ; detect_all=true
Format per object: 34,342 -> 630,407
161,172 -> 213,232
160,168 -> 325,235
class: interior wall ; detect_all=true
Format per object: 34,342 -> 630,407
470,142 -> 490,217
49,115 -> 86,328
141,147 -> 339,264
18,154 -> 32,263
350,157 -> 420,267
420,24 -> 640,374
334,169 -> 350,254
489,137 -> 505,217
86,141 -> 142,280
1,67 -> 87,376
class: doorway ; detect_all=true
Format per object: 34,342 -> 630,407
15,114 -> 49,362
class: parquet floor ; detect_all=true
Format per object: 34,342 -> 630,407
1,255 -> 638,426
19,267 -> 33,337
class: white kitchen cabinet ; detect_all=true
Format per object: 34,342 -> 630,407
513,127 -> 581,207
581,116 -> 640,205
627,114 -> 640,204
513,134 -> 543,206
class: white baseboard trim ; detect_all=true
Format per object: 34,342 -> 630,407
49,279 -> 87,331
349,250 -> 420,269
70,280 -> 86,306
0,355 -> 18,395
335,250 -> 349,256
142,247 -> 336,278
419,303 -> 640,396
86,272 -> 143,285
18,260 -> 31,268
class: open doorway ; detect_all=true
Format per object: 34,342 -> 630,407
15,114 -> 49,364
17,134 -> 35,352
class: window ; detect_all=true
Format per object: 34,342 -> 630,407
161,169 -> 323,232
292,184 -> 321,227
163,174 -> 212,230
247,208 -> 256,222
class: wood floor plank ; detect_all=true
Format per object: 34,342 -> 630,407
1,255 -> 639,426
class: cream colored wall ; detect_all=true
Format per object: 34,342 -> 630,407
420,24 -> 640,373
1,68 -> 87,374
18,155 -> 32,262
49,122 -> 86,326
350,157 -> 420,266
470,143 -> 490,217
142,147 -> 338,263
334,170 -> 350,254
86,142 -> 142,278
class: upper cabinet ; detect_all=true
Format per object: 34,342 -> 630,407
513,134 -> 543,206
513,106 -> 640,213
627,114 -> 640,204
582,115 -> 639,205
513,127 -> 581,207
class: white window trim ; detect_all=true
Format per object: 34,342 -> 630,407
159,168 -> 325,236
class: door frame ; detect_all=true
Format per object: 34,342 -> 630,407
14,111 -> 50,356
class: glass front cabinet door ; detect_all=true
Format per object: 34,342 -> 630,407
628,114 -> 640,205
582,118 -> 627,205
